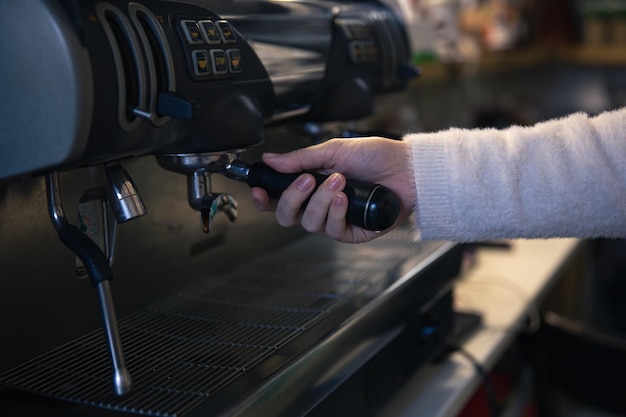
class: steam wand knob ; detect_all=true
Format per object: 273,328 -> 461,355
104,162 -> 146,223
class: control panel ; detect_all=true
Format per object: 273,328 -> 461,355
177,19 -> 242,80
305,2 -> 416,122
86,1 -> 275,158
0,0 -> 276,181
339,18 -> 380,64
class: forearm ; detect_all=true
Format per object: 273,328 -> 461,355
404,108 -> 626,241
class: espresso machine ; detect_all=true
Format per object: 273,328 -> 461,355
0,1 -> 463,416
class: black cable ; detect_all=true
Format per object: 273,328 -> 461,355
447,343 -> 501,417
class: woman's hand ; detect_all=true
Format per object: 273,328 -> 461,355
250,137 -> 416,243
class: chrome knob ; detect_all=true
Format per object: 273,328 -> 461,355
105,162 -> 146,223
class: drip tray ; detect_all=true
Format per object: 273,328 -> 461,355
0,229 -> 456,416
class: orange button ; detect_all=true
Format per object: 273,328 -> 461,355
192,50 -> 210,76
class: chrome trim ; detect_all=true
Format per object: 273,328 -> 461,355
370,10 -> 396,88
46,172 -> 68,232
128,2 -> 176,127
96,2 -> 147,131
221,240 -> 459,417
104,162 -> 146,223
270,105 -> 312,122
97,280 -> 132,396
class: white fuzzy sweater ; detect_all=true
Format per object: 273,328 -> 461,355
404,107 -> 626,242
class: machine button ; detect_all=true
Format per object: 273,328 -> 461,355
363,41 -> 379,62
192,50 -> 211,76
199,20 -> 221,44
180,20 -> 204,45
227,49 -> 242,73
349,41 -> 364,63
210,49 -> 228,74
216,20 -> 237,43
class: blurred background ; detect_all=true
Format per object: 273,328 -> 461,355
355,0 -> 626,132
351,0 -> 626,337
349,2 -> 626,416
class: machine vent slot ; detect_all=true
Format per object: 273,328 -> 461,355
129,3 -> 176,127
97,3 -> 147,131
107,13 -> 140,122
140,16 -> 167,94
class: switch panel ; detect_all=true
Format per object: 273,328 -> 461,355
0,0 -> 276,181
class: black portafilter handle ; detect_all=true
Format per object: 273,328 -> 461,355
226,161 -> 401,231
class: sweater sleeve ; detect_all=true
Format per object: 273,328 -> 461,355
403,107 -> 626,241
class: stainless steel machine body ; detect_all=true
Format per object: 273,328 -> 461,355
0,1 -> 461,415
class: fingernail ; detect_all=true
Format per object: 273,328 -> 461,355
328,173 -> 344,191
297,175 -> 314,191
263,152 -> 279,158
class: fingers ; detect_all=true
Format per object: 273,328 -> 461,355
265,171 -> 349,235
252,164 -> 385,243
325,193 -> 381,243
253,137 -> 408,243
299,173 -> 345,233
250,187 -> 275,212
325,192 -> 350,239
274,173 -> 316,227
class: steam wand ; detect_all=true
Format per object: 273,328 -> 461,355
46,170 -> 137,396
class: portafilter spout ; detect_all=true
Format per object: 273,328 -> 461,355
46,172 -> 132,396
157,153 -> 239,233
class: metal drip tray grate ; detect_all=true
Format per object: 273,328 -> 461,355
0,229 -> 437,416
